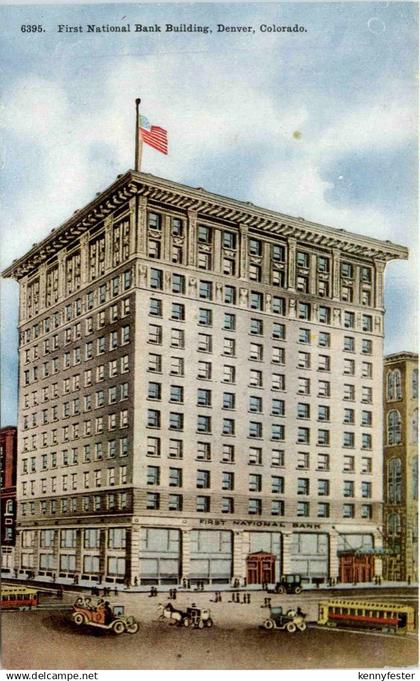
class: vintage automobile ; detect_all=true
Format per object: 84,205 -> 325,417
72,596 -> 139,634
183,605 -> 213,629
272,574 -> 303,595
263,606 -> 307,633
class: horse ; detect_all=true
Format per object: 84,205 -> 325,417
158,602 -> 186,626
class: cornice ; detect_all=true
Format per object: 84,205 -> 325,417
2,170 -> 409,280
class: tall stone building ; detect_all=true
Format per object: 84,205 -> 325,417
1,425 -> 18,574
383,352 -> 418,582
2,170 -> 408,587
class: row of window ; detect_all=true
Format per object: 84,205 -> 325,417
144,492 -> 373,519
386,368 -> 418,401
21,492 -> 129,516
24,269 -> 133,329
21,465 -> 128,496
21,438 -> 129,473
21,553 -> 126,576
22,357 -> 130,410
23,409 -> 129,435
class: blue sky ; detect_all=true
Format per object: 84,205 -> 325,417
0,2 -> 418,425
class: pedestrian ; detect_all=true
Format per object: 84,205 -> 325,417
173,588 -> 177,600
242,593 -> 247,604
246,593 -> 251,604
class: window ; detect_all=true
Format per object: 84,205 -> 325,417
361,457 -> 372,474
223,231 -> 236,249
196,496 -> 210,512
272,476 -> 284,494
223,338 -> 235,356
171,303 -> 185,321
362,339 -> 372,355
272,323 -> 285,340
272,374 -> 285,391
343,504 -> 355,518
171,217 -> 183,236
147,409 -> 160,428
171,329 -> 184,348
298,303 -> 310,320
249,422 -> 262,438
224,313 -> 236,331
297,427 -> 310,444
149,298 -> 162,316
249,238 -> 262,256
199,281 -> 212,300
148,212 -> 162,231
222,471 -> 234,491
272,424 -> 285,441
223,392 -> 235,410
250,292 -> 263,311
297,502 -> 309,517
344,336 -> 355,352
224,286 -> 236,305
249,474 -> 262,493
362,386 -> 372,404
318,479 -> 330,496
343,432 -> 354,448
343,456 -> 354,473
170,385 -> 184,404
249,499 -> 262,515
150,268 -> 163,290
249,343 -> 263,361
297,403 -> 310,419
344,408 -> 355,424
344,359 -> 355,375
297,451 -> 309,469
317,503 -> 330,518
169,494 -> 183,511
412,369 -> 418,398
148,382 -> 161,400
198,361 -> 212,380
148,325 -> 162,345
361,481 -> 372,498
362,315 -> 372,332
249,447 -> 262,465
250,318 -> 263,335
249,264 -> 261,282
344,311 -> 355,328
317,453 -> 329,471
170,413 -> 184,430
147,466 -> 160,485
223,365 -> 235,383
198,224 -> 211,243
318,306 -> 330,324
168,356 -> 183,376
169,468 -> 183,487
297,251 -> 309,268
272,346 -> 285,364
197,470 -> 210,489
165,439 -> 181,459
222,444 -> 235,463
250,369 -> 262,387
299,328 -> 310,344
298,377 -> 310,395
197,442 -> 211,461
222,497 -> 234,514
171,273 -> 185,295
387,369 -> 402,401
272,297 -> 285,315
148,353 -> 162,373
199,308 -> 212,326
197,415 -> 211,433
343,480 -> 354,497
297,478 -> 309,495
272,244 -> 285,262
318,405 -> 330,422
317,429 -> 329,446
298,352 -> 310,369
146,493 -> 160,510
272,399 -> 285,416
344,384 -> 355,401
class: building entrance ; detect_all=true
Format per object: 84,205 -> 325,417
246,551 -> 275,585
339,553 -> 374,583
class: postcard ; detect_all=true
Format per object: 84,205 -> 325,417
0,0 -> 418,677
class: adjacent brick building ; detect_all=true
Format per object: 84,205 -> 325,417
1,425 -> 18,573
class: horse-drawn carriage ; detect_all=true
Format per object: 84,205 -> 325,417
262,606 -> 307,633
72,596 -> 139,634
159,602 -> 214,629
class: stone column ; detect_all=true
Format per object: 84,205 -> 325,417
239,224 -> 249,280
163,214 -> 171,262
57,251 -> 67,301
130,524 -> 140,586
137,196 -> 148,256
129,197 -> 137,256
75,529 -> 82,575
32,530 -> 40,574
262,241 -> 271,285
187,210 -> 197,267
328,532 -> 340,582
19,277 -> 28,325
213,228 -> 222,273
99,529 -> 107,584
181,529 -> 191,580
38,263 -> 47,312
354,265 -> 361,305
287,238 -> 296,291
374,259 -> 385,310
282,532 -> 293,575
332,248 -> 341,300
104,216 -> 113,272
80,233 -> 89,285
309,253 -> 317,295
232,530 -> 246,582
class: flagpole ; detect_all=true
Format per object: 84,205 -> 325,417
135,98 -> 143,172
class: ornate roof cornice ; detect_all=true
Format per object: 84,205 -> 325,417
2,169 -> 409,280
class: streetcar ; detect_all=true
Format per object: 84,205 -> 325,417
1,586 -> 39,610
318,599 -> 415,634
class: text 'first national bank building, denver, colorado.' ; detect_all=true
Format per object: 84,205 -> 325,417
2,170 -> 408,586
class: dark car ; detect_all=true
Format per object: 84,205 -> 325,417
273,574 -> 303,594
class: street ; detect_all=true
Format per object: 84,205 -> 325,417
1,586 -> 418,669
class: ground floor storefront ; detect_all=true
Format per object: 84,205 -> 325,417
12,518 -> 384,586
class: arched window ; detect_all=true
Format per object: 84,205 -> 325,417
387,512 -> 401,536
387,410 -> 402,445
386,369 -> 402,401
5,499 -> 13,514
412,369 -> 418,399
387,458 -> 402,503
411,409 -> 418,444
412,456 -> 418,500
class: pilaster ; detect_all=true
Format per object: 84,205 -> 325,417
187,211 -> 197,267
233,530 -> 246,581
163,214 -> 172,262
282,532 -> 292,574
137,196 -> 148,256
19,276 -> 28,324
38,263 -> 47,312
129,197 -> 137,256
262,241 -> 271,285
181,529 -> 191,579
239,224 -> 249,280
332,248 -> 341,300
213,228 -> 222,273
75,529 -> 82,574
57,251 -> 67,301
104,216 -> 113,272
309,253 -> 317,295
287,237 -> 296,291
80,233 -> 89,285
328,532 -> 340,580
374,259 -> 385,310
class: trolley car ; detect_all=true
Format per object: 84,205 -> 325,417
1,586 -> 39,610
318,599 -> 415,634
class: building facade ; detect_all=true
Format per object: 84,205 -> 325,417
2,171 -> 408,586
383,352 -> 418,581
1,426 -> 18,573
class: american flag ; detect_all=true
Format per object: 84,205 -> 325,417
140,115 -> 168,155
